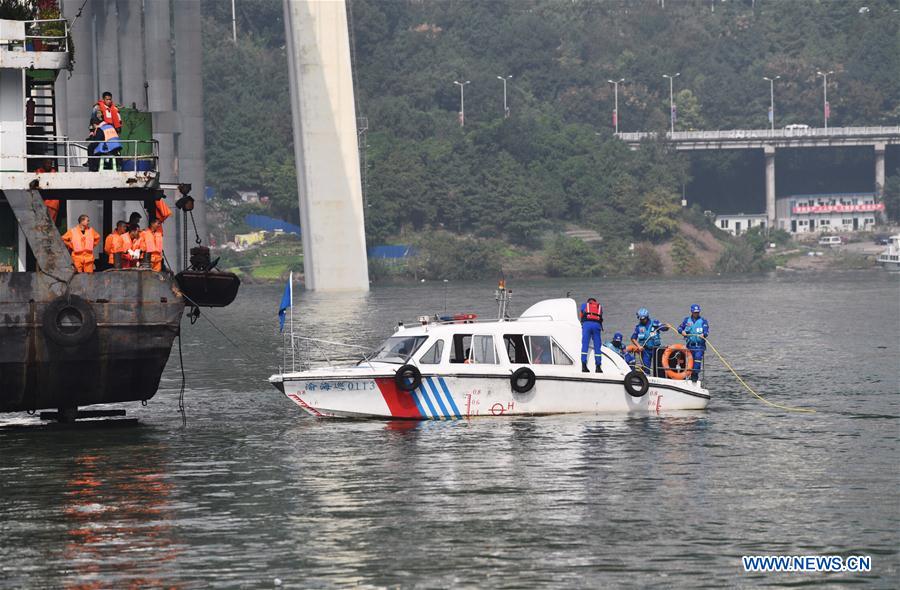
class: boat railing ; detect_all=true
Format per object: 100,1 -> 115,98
1,19 -> 69,52
26,135 -> 159,173
634,346 -> 707,384
282,334 -> 373,373
403,313 -> 557,327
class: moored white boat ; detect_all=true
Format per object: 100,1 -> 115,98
876,234 -> 900,271
269,297 -> 710,419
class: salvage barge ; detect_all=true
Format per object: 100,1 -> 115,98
0,17 -> 238,420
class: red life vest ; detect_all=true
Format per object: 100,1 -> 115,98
97,100 -> 122,128
583,300 -> 602,322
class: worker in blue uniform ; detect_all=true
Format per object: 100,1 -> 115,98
677,303 -> 709,382
604,332 -> 634,367
630,308 -> 657,373
579,297 -> 603,373
646,319 -> 669,376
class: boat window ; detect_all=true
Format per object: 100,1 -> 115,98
470,335 -> 497,364
419,339 -> 444,364
370,336 -> 428,364
450,334 -> 472,363
526,336 -> 553,365
503,334 -> 529,363
551,341 -> 574,365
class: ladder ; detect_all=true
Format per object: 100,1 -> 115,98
25,74 -> 59,167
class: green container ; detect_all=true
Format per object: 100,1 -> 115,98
118,107 -> 154,159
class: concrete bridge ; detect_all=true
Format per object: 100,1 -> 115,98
618,126 -> 900,231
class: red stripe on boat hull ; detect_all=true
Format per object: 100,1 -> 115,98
376,378 -> 422,418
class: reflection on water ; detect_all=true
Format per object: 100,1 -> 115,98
0,272 -> 897,587
62,449 -> 180,589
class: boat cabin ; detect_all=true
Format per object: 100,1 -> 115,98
368,299 -> 630,375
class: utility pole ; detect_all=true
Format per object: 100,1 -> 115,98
454,80 -> 470,127
816,70 -> 833,129
607,78 -> 624,134
763,75 -> 780,131
662,72 -> 680,134
496,75 -> 512,118
231,0 -> 237,42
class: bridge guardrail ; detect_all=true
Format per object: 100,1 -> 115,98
617,126 -> 900,143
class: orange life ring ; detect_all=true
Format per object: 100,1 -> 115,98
662,344 -> 694,380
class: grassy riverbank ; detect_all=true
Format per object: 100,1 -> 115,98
214,223 -> 885,285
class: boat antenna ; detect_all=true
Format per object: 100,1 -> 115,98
495,278 -> 512,320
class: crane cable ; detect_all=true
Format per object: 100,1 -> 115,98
663,323 -> 816,414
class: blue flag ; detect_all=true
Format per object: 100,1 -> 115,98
278,274 -> 292,332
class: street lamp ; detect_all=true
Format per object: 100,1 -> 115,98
497,75 -> 512,118
763,75 -> 780,131
453,80 -> 470,127
607,78 -> 625,134
816,70 -> 834,129
662,72 -> 680,133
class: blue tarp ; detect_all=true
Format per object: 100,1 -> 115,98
368,245 -> 414,259
245,214 -> 301,235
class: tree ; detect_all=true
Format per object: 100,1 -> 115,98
670,234 -> 705,274
640,189 -> 681,242
631,243 -> 663,275
883,170 -> 900,223
545,236 -> 601,277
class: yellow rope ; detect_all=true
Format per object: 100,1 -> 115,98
663,323 -> 816,414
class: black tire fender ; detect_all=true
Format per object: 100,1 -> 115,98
510,367 -> 536,394
624,370 -> 650,398
42,295 -> 97,347
395,364 -> 422,392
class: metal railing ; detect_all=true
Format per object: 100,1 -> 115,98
26,135 -> 159,173
618,126 -> 900,143
1,19 -> 69,52
281,334 -> 373,374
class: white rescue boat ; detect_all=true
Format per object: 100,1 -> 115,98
269,295 -> 710,419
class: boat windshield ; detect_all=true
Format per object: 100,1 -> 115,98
370,336 -> 428,364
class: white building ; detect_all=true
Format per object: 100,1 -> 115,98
714,213 -> 768,236
776,193 -> 883,234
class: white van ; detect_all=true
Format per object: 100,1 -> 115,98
818,235 -> 843,247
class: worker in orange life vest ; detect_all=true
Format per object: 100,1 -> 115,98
140,218 -> 164,272
579,297 -> 604,373
35,159 -> 60,222
61,214 -> 101,273
92,91 -> 122,132
122,226 -> 142,268
104,220 -> 128,268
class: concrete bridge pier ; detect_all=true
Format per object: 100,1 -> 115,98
875,143 -> 885,197
764,145 -> 776,230
283,0 -> 370,291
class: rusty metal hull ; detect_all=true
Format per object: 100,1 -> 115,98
0,269 -> 184,412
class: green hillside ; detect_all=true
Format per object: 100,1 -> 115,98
201,0 -> 900,277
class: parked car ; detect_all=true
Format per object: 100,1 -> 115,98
873,234 -> 891,246
818,235 -> 843,247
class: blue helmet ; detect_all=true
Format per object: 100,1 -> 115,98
613,332 -> 623,342
651,319 -> 661,329
690,304 -> 701,313
637,307 -> 649,319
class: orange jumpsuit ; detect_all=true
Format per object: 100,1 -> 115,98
140,228 -> 164,272
43,200 -> 60,223
104,231 -> 127,265
62,226 -> 100,273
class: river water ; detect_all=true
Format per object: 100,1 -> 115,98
0,272 -> 897,588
